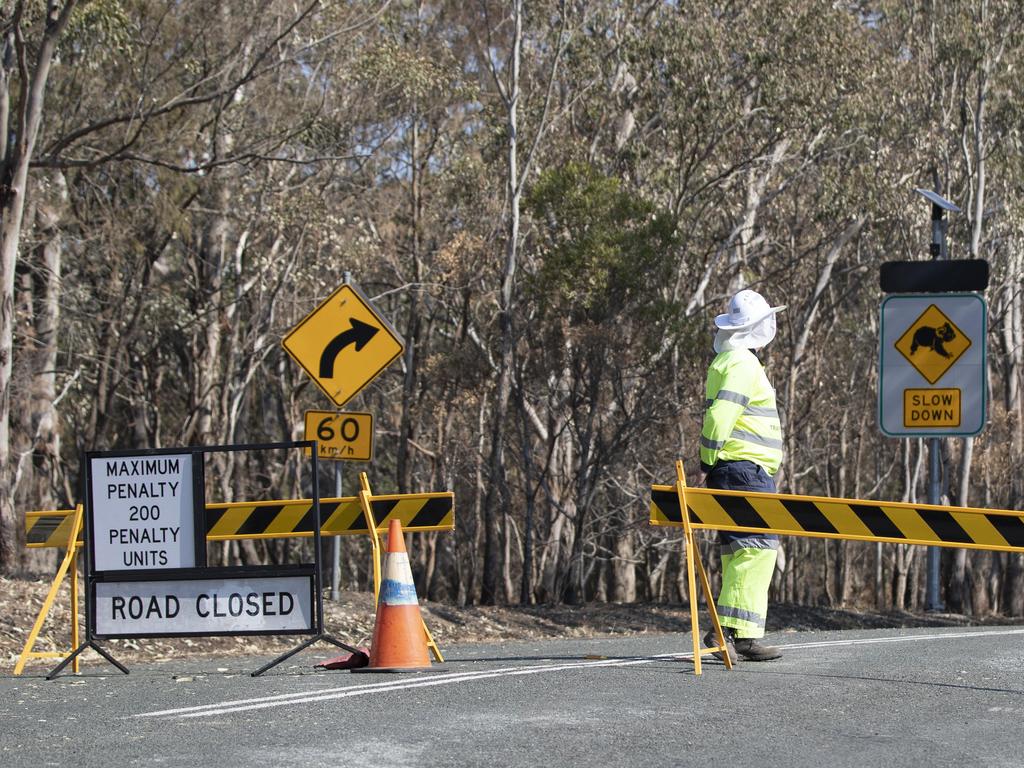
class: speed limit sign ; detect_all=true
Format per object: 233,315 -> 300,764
303,410 -> 374,462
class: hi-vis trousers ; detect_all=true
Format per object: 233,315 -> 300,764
706,460 -> 779,639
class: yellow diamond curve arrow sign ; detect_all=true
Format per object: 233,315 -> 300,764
894,303 -> 971,385
282,282 -> 404,407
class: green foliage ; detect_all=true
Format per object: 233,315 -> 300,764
353,38 -> 476,110
61,0 -> 136,65
525,162 -> 678,327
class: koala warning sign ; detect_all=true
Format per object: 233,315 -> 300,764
894,304 -> 971,384
880,294 -> 986,437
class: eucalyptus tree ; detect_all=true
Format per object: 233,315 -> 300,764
0,0 -> 387,569
0,0 -> 84,568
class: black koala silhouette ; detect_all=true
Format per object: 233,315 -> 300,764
910,322 -> 956,358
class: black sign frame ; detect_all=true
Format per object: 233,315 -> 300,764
48,441 -> 362,679
879,259 -> 989,293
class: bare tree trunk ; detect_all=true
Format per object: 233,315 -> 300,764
946,24 -> 992,615
516,388 -> 537,603
611,525 -> 637,603
478,0 -> 568,604
0,2 -> 79,570
783,216 -> 864,486
480,0 -> 524,605
18,172 -> 65,570
397,96 -> 423,495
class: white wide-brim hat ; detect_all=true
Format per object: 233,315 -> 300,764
714,289 -> 786,330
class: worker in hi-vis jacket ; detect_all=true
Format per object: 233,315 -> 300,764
699,289 -> 785,662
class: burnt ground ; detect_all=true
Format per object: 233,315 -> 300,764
2,574 -> 1018,672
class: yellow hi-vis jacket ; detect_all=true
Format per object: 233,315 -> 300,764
700,348 -> 783,475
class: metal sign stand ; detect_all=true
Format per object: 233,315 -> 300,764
46,486 -> 128,679
331,463 -> 342,601
45,441 -> 364,679
250,449 -> 362,677
918,187 -> 960,612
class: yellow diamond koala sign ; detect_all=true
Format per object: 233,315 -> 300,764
894,304 -> 971,384
880,294 -> 985,436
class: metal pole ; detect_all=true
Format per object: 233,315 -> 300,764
926,437 -> 943,610
926,197 -> 945,611
334,267 -> 351,601
332,463 -> 342,601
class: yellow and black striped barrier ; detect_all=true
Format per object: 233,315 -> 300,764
652,459 -> 1024,676
25,493 -> 454,547
20,483 -> 453,668
650,484 -> 1024,553
16,507 -> 83,675
25,509 -> 79,548
205,492 -> 454,541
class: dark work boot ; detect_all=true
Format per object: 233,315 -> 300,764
733,636 -> 782,661
702,627 -> 737,664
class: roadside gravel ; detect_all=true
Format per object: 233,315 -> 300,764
3,574 -> 1016,672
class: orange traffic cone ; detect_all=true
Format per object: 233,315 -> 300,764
355,519 -> 431,673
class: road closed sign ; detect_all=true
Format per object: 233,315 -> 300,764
880,293 -> 986,437
94,574 -> 315,637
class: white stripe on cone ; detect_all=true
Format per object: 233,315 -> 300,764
379,551 -> 419,606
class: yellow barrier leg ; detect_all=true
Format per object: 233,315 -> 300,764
70,540 -> 81,674
675,461 -> 732,675
693,538 -> 732,670
422,619 -> 444,662
14,506 -> 83,675
359,473 -> 383,601
684,525 -> 702,675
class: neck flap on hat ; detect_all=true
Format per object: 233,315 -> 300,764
713,314 -> 777,353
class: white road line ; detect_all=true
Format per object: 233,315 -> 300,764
136,627 -> 1024,720
134,665 -> 549,717
134,656 -> 673,719
178,656 -> 672,719
782,627 -> 1024,649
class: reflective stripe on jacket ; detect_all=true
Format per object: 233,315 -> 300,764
700,348 -> 783,475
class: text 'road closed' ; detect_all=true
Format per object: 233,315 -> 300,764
94,575 -> 314,637
904,388 -> 961,429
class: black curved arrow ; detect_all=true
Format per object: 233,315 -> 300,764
319,318 -> 379,378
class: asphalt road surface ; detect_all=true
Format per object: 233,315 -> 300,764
4,626 -> 1024,767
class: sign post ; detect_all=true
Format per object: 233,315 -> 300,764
284,276 -> 403,603
879,188 -> 987,612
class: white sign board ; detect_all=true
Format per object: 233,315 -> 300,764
879,293 -> 986,437
90,453 -> 196,571
94,575 -> 314,637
